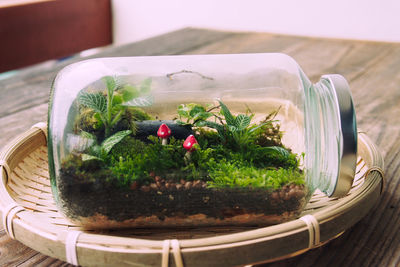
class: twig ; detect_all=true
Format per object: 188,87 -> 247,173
166,70 -> 214,80
206,105 -> 220,113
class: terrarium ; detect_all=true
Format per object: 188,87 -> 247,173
48,53 -> 357,229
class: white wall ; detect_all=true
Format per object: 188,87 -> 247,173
112,0 -> 400,45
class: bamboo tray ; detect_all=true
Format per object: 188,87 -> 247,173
0,123 -> 384,267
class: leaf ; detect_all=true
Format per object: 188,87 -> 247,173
121,85 -> 140,102
110,110 -> 123,126
263,146 -> 289,158
218,100 -> 235,126
189,105 -> 206,117
88,144 -> 102,158
192,111 -> 213,122
81,154 -> 102,162
93,113 -> 105,128
140,78 -> 152,93
193,111 -> 213,121
101,130 -> 132,154
112,94 -> 123,105
78,92 -> 107,114
248,122 -> 268,133
80,131 -> 96,140
228,125 -> 238,132
177,104 -> 190,118
122,95 -> 154,107
104,76 -> 116,96
235,114 -> 251,130
196,120 -> 224,134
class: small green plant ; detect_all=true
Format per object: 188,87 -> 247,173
80,130 -> 132,162
77,76 -> 153,138
177,100 -> 287,154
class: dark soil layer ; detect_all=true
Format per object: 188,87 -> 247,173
58,172 -> 306,225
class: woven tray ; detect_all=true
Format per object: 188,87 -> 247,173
0,123 -> 384,267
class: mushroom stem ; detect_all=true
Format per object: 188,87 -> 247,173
162,138 -> 168,145
183,135 -> 198,164
184,151 -> 192,164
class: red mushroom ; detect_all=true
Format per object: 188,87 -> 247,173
183,135 -> 198,163
157,123 -> 171,145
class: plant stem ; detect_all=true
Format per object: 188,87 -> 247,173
110,110 -> 123,127
105,126 -> 110,138
105,82 -> 115,137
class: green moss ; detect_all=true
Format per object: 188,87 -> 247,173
100,128 -> 304,189
60,154 -> 108,184
206,159 -> 303,189
106,136 -> 188,185
73,107 -> 104,138
111,107 -> 153,135
128,107 -> 154,121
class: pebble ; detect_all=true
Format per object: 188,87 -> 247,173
288,188 -> 297,198
185,181 -> 193,189
271,192 -> 279,200
150,183 -> 158,190
193,180 -> 202,189
130,181 -> 138,190
141,185 -> 150,192
270,183 -> 306,202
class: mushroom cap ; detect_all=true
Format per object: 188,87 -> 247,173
183,135 -> 198,151
157,123 -> 171,138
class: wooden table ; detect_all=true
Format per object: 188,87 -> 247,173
0,28 -> 398,266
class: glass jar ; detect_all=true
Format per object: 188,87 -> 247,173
48,53 -> 357,229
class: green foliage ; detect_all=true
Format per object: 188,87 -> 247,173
81,130 -> 132,162
77,76 -> 153,138
102,130 -> 132,154
176,103 -> 213,125
177,100 -> 283,152
235,114 -> 251,130
122,95 -> 154,107
206,159 -> 304,189
218,100 -> 236,126
140,77 -> 152,93
127,107 -> 154,121
120,78 -> 154,107
78,92 -> 107,115
121,85 -> 140,102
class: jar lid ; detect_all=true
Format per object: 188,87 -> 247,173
321,75 -> 358,197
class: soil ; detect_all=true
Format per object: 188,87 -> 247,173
57,171 -> 307,229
